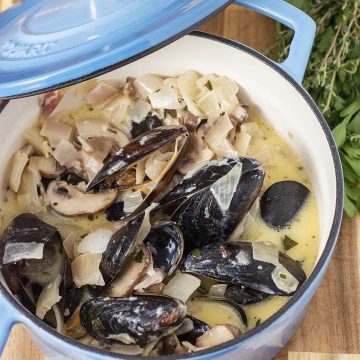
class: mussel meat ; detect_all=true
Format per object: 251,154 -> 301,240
144,222 -> 184,275
181,242 -> 306,295
80,295 -> 187,346
260,180 -> 310,228
152,157 -> 265,253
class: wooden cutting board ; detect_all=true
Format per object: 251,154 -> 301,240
0,3 -> 359,360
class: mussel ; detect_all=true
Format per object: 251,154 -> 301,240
260,180 -> 310,229
101,212 -> 145,282
80,295 -> 187,346
0,213 -> 64,314
144,222 -> 184,275
181,242 -> 306,296
86,125 -> 190,221
86,125 -> 189,192
152,157 -> 265,253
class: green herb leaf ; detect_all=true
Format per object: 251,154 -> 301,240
205,80 -> 213,91
282,235 -> 298,251
134,249 -> 144,263
191,248 -> 202,258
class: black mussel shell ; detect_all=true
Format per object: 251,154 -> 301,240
105,201 -> 126,222
177,316 -> 211,345
224,285 -> 271,305
87,125 -> 188,191
181,242 -> 306,296
152,158 -> 265,253
80,295 -> 187,346
0,214 -> 64,314
100,212 -> 144,282
260,180 -> 310,229
144,222 -> 184,275
131,113 -> 162,139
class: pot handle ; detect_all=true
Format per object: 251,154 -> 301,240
0,297 -> 18,354
234,0 -> 316,84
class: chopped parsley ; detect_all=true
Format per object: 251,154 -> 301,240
282,235 -> 298,251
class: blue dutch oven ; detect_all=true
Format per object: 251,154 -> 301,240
0,0 -> 343,359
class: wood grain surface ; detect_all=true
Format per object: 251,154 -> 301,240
0,3 -> 359,360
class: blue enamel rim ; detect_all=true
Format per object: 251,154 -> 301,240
0,31 -> 344,359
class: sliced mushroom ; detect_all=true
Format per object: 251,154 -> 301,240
195,324 -> 241,348
107,246 -> 152,297
47,180 -> 117,216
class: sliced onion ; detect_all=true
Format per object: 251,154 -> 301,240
196,74 -> 217,92
87,137 -> 113,161
242,122 -> 263,137
208,284 -> 228,298
75,118 -> 129,147
77,228 -> 113,255
213,83 -> 239,114
52,304 -> 64,333
51,86 -> 84,116
149,85 -> 182,110
3,242 -> 44,265
29,156 -> 57,177
63,232 -> 82,260
40,119 -> 73,147
133,74 -> 164,98
196,325 -> 240,348
252,241 -> 279,266
231,105 -> 248,124
36,274 -> 62,320
71,253 -> 105,287
129,99 -> 151,124
121,190 -> 144,213
163,273 -> 201,303
196,91 -> 221,119
53,139 -> 79,168
105,94 -> 133,130
145,151 -> 173,181
176,317 -> 194,336
85,80 -> 119,108
136,158 -> 147,185
135,203 -> 157,245
9,146 -> 32,193
79,150 -> 103,180
177,70 -> 203,117
234,130 -> 251,157
23,127 -> 52,158
271,264 -> 299,294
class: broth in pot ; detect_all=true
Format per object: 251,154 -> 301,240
0,71 -> 319,356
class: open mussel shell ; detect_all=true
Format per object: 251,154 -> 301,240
86,125 -> 189,191
177,316 -> 211,345
0,213 -> 64,314
151,157 -> 265,253
80,295 -> 187,346
100,212 -> 145,282
188,296 -> 247,333
260,180 -> 310,229
144,222 -> 184,275
181,242 -> 306,296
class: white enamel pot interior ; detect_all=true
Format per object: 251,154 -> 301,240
0,33 -> 343,360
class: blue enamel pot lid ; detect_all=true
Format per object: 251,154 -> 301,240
0,0 -> 233,99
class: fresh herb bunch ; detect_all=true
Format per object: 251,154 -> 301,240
277,0 -> 360,217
